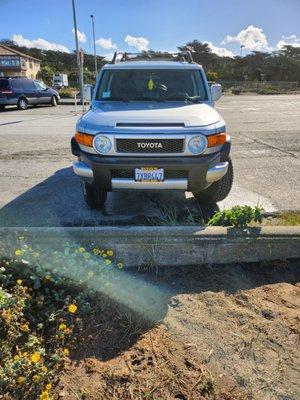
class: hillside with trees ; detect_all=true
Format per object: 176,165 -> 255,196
1,38 -> 299,88
0,39 -> 106,86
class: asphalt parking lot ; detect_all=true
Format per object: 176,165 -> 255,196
0,94 -> 299,227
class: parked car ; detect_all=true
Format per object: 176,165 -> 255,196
71,51 -> 232,210
53,73 -> 68,89
0,77 -> 60,110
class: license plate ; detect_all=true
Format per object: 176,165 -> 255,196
135,167 -> 164,182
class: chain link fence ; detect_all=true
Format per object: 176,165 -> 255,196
220,81 -> 299,94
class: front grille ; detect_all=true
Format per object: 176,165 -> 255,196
111,170 -> 188,179
116,138 -> 184,153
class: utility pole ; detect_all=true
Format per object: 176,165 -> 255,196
71,0 -> 84,110
240,45 -> 245,57
90,14 -> 98,77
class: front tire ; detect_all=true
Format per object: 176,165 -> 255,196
0,105 -> 5,111
82,181 -> 107,210
51,95 -> 58,106
17,97 -> 28,110
193,156 -> 233,204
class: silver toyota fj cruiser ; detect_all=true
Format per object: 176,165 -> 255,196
71,51 -> 233,210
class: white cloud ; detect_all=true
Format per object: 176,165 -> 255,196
222,25 -> 270,51
72,28 -> 87,43
124,34 -> 149,51
95,38 -> 117,50
204,41 -> 234,58
102,53 -> 114,61
12,34 -> 69,53
276,34 -> 300,49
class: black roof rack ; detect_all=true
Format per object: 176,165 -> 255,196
111,51 -> 194,64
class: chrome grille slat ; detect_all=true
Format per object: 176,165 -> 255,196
116,138 -> 184,153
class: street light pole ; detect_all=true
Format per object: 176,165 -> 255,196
240,45 -> 245,57
90,14 -> 98,77
71,0 -> 84,110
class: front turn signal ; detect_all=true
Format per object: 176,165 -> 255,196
207,132 -> 227,148
75,132 -> 93,147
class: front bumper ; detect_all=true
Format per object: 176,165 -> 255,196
72,151 -> 229,193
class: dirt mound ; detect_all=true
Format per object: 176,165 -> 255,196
58,261 -> 300,400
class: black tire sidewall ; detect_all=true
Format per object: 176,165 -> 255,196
194,156 -> 233,204
82,181 -> 107,210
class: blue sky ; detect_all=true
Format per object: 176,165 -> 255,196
0,0 -> 299,58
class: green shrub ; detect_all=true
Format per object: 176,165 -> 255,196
58,88 -> 76,98
206,70 -> 220,82
256,87 -> 282,95
0,236 -> 125,399
232,87 -> 242,95
208,205 -> 264,227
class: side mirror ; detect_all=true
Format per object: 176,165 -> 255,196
210,84 -> 222,102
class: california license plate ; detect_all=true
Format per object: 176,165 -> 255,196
135,167 -> 164,182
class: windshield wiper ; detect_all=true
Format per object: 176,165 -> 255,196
101,96 -> 129,102
164,95 -> 203,103
130,97 -> 166,102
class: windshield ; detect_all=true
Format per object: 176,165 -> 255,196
96,69 -> 207,102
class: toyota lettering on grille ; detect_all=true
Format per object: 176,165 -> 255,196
137,142 -> 163,149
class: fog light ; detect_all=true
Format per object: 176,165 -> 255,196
188,135 -> 207,154
93,135 -> 112,154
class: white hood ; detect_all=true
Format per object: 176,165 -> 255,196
82,102 -> 221,129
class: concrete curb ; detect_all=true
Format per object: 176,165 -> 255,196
1,226 -> 299,268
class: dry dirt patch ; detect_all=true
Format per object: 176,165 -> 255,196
58,261 -> 300,400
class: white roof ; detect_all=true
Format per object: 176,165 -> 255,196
103,60 -> 202,70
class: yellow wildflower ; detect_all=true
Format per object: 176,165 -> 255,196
105,259 -> 112,265
68,304 -> 77,314
58,323 -> 67,331
20,322 -> 29,332
39,391 -> 49,400
32,374 -> 40,383
22,351 -> 28,357
117,262 -> 124,269
16,279 -> 23,285
13,355 -> 20,361
93,248 -> 100,255
41,366 -> 48,373
31,352 -> 41,363
107,250 -> 114,257
46,383 -> 52,390
15,249 -> 23,257
18,376 -> 25,385
63,348 -> 70,356
78,247 -> 85,253
44,275 -> 51,281
102,253 -> 107,258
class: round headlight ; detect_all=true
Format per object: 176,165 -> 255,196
188,135 -> 207,154
93,135 -> 112,154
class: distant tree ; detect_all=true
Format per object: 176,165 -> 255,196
37,65 -> 54,85
1,38 -> 299,83
206,70 -> 220,81
178,40 -> 217,68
